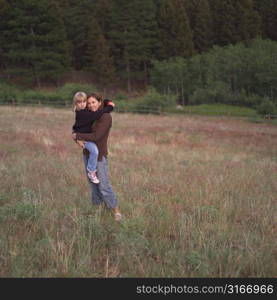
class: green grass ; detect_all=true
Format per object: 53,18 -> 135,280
176,103 -> 258,117
0,106 -> 276,277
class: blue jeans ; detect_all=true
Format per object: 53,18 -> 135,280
83,155 -> 118,209
84,142 -> 98,172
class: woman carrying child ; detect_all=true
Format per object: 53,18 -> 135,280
72,92 -> 122,221
72,91 -> 114,184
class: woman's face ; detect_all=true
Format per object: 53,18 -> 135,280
87,97 -> 101,111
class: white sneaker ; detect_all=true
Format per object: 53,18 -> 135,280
88,171 -> 100,184
114,212 -> 122,221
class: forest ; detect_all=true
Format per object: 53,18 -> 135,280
0,0 -> 277,112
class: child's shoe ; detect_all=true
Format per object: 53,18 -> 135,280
114,212 -> 122,221
88,171 -> 100,184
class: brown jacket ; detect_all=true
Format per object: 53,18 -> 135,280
76,113 -> 112,161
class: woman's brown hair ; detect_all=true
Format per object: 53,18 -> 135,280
87,93 -> 104,109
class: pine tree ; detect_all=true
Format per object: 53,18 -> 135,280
253,0 -> 277,41
85,17 -> 103,72
65,0 -> 96,70
108,0 -> 160,92
131,0 -> 160,87
2,0 -> 70,86
95,0 -> 113,35
232,0 -> 261,42
94,33 -> 116,89
0,0 -> 10,70
209,0 -> 261,46
184,0 -> 213,53
209,0 -> 238,46
85,16 -> 116,87
53,0 -> 70,16
157,0 -> 194,59
266,0 -> 277,40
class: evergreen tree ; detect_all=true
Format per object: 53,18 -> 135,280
0,0 -> 10,70
94,33 -> 116,89
253,0 -> 277,41
85,16 -> 116,87
209,0 -> 237,46
2,0 -> 70,87
157,0 -> 194,59
53,0 -> 70,16
209,0 -> 261,46
85,17 -> 103,72
131,0 -> 160,87
52,0 -> 73,67
184,0 -> 213,53
95,0 -> 113,35
109,0 -> 160,92
232,0 -> 261,42
106,0 -> 132,91
65,0 -> 96,70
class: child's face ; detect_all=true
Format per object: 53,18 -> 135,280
75,98 -> 87,110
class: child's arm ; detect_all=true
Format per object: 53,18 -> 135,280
88,102 -> 115,122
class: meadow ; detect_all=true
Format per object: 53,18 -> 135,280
0,106 -> 276,277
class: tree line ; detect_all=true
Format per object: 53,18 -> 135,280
151,39 -> 277,111
0,0 -> 276,93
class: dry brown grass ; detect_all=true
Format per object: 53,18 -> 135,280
0,106 -> 276,277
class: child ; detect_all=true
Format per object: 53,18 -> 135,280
72,91 -> 114,184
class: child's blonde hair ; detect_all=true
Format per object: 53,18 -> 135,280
72,91 -> 87,112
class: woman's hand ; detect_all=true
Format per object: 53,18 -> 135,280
72,133 -> 77,141
76,140 -> 85,149
104,98 -> 115,107
107,101 -> 115,107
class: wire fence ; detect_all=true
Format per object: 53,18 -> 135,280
0,99 -> 276,120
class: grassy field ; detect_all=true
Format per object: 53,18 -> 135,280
0,106 -> 276,277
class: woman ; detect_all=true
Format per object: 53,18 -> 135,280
72,93 -> 122,221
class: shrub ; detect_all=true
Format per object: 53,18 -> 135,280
22,83 -> 98,105
189,82 -> 232,105
113,92 -> 128,101
0,83 -> 21,103
56,83 -> 97,103
133,88 -> 177,113
22,90 -> 61,104
242,94 -> 264,108
114,100 -> 136,112
256,99 -> 277,116
151,38 -> 277,107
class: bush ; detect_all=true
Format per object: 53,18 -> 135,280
243,94 -> 264,108
0,83 -> 21,103
133,88 -> 177,113
114,100 -> 136,112
256,99 -> 277,116
151,38 -> 277,107
56,83 -> 97,104
0,82 -> 98,106
189,82 -> 232,105
113,92 -> 129,101
22,90 -> 61,104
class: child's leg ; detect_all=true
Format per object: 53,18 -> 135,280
84,142 -> 99,172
